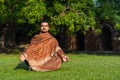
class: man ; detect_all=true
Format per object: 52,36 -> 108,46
19,20 -> 69,71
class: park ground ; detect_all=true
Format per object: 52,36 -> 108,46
0,52 -> 120,80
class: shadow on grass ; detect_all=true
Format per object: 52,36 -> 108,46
14,62 -> 29,70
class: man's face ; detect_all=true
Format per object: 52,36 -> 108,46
40,22 -> 49,33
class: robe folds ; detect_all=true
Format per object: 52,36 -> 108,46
21,32 -> 67,71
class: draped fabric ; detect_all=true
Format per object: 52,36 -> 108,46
22,32 -> 66,71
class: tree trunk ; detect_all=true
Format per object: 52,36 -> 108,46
0,23 -> 16,52
59,26 -> 77,52
65,34 -> 77,52
85,28 -> 97,51
76,30 -> 85,51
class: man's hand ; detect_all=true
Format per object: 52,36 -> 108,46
63,56 -> 69,62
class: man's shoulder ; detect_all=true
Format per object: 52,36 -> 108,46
51,37 -> 59,44
31,34 -> 40,39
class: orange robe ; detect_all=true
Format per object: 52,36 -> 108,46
22,32 -> 67,71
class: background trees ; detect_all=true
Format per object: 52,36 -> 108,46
95,0 -> 120,51
45,0 -> 96,51
0,0 -> 46,51
95,0 -> 120,30
0,0 -> 120,52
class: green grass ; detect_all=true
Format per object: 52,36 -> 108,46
0,53 -> 120,80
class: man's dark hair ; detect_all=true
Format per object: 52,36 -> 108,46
40,19 -> 49,24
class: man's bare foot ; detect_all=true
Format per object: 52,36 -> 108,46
19,54 -> 25,61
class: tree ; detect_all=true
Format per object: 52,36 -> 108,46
95,0 -> 120,31
45,0 -> 96,51
0,0 -> 109,52
94,0 -> 120,51
45,0 -> 96,34
0,0 -> 25,50
0,0 -> 46,51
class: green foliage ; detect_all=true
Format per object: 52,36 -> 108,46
0,0 -> 46,24
49,0 -> 96,35
95,0 -> 120,31
0,0 -> 47,37
18,0 -> 46,24
95,29 -> 102,35
0,0 -> 25,23
114,14 -> 120,31
54,2 -> 65,14
0,0 -> 119,37
115,23 -> 120,31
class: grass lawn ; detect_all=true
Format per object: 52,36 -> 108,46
0,53 -> 120,80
